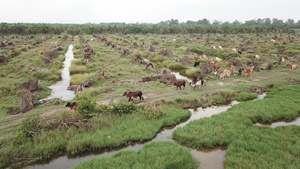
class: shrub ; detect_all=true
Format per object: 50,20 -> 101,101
141,104 -> 167,119
185,68 -> 202,78
77,96 -> 96,115
17,114 -> 41,139
111,102 -> 137,114
191,47 -> 205,55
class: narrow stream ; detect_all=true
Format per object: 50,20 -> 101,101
26,94 -> 268,169
46,44 -> 75,101
256,117 -> 300,128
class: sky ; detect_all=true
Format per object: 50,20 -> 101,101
0,0 -> 299,24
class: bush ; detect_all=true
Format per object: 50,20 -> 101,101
17,114 -> 41,139
185,68 -> 202,78
141,104 -> 167,119
191,47 -> 205,55
77,96 -> 96,115
111,102 -> 137,114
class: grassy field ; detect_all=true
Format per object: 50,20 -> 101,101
173,85 -> 300,168
0,32 -> 299,168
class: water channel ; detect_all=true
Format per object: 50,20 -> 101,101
26,55 -> 300,169
45,44 -> 75,101
26,94 -> 269,169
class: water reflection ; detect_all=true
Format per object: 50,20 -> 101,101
46,44 -> 75,101
25,94 -> 266,169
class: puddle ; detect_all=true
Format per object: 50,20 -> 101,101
46,44 -> 75,101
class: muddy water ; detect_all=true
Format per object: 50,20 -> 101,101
25,95 -> 266,169
256,117 -> 300,128
46,44 -> 75,101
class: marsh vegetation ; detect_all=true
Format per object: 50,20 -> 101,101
0,22 -> 300,168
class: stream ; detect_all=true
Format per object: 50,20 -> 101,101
25,94 -> 268,169
45,44 -> 75,101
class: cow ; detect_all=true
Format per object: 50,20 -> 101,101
189,79 -> 205,89
218,72 -> 226,80
174,80 -> 185,90
194,61 -> 200,67
215,57 -> 222,62
230,65 -> 235,75
123,91 -> 144,102
244,67 -> 254,78
238,68 -> 244,75
65,102 -> 80,111
38,51 -> 45,55
210,62 -> 220,72
145,63 -> 154,69
289,64 -> 298,71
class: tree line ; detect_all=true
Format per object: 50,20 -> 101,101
1,18 -> 300,35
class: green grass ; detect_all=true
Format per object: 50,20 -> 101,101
0,33 -> 300,169
233,92 -> 258,101
173,85 -> 300,168
0,106 -> 190,168
73,141 -> 198,169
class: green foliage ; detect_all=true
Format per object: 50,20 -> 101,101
174,85 -> 300,168
210,95 -> 227,105
73,141 -> 198,169
185,68 -> 202,77
141,104 -> 168,120
191,47 -> 205,55
70,65 -> 88,74
111,102 -> 137,114
234,92 -> 258,101
17,114 -> 40,139
77,96 -> 97,115
33,69 -> 61,81
152,55 -> 167,62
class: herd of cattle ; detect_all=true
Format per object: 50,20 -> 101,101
65,57 -> 298,108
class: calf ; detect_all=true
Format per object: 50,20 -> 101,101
65,102 -> 80,111
289,64 -> 298,71
123,91 -> 144,102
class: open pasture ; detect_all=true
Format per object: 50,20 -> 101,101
0,32 -> 300,169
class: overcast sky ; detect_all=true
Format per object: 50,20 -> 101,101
0,0 -> 299,24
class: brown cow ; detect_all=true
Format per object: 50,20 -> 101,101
289,64 -> 298,71
230,65 -> 235,75
38,51 -> 45,55
244,67 -> 254,78
210,62 -> 220,72
65,102 -> 80,111
174,80 -> 186,90
123,91 -> 144,102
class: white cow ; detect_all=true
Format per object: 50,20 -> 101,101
215,57 -> 222,62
